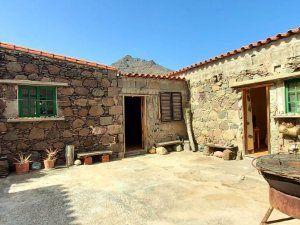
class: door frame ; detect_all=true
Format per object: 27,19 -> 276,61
122,95 -> 146,156
242,85 -> 271,155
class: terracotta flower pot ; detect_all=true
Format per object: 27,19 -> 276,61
43,159 -> 55,169
15,161 -> 29,175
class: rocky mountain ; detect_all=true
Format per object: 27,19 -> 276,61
111,55 -> 172,75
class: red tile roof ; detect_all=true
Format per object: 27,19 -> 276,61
121,73 -> 185,81
0,42 -> 117,71
167,27 -> 300,76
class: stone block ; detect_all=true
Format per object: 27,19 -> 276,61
29,128 -> 44,140
108,87 -> 119,97
63,107 -> 73,116
3,131 -> 18,141
0,122 -> 7,133
79,128 -> 90,136
24,63 -> 38,74
109,106 -> 122,115
74,98 -> 87,106
101,78 -> 111,87
107,125 -> 122,134
47,65 -> 60,75
6,62 -> 22,72
100,116 -> 113,126
63,130 -> 73,138
83,78 -> 97,87
91,126 -> 107,135
73,119 -> 85,128
92,88 -> 104,97
75,87 -> 89,95
102,97 -> 115,107
59,87 -> 74,96
89,105 -> 104,116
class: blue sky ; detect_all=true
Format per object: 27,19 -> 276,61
0,0 -> 299,70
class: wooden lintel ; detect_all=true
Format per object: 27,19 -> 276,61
0,79 -> 69,87
230,71 -> 300,89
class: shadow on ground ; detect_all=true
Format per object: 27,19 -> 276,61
0,183 -> 77,225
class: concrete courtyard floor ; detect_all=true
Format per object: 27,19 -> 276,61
0,152 -> 298,225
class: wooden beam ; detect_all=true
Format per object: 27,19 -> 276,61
230,71 -> 300,89
0,79 -> 69,87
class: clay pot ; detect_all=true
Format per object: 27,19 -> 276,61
43,159 -> 55,169
15,161 -> 29,175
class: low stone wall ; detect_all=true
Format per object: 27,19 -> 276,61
0,47 -> 123,162
181,34 -> 300,154
122,77 -> 188,149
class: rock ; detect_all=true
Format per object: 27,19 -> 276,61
108,87 -> 120,97
3,131 -> 18,141
101,78 -> 111,87
79,128 -> 90,136
73,119 -> 85,128
31,162 -> 42,170
75,87 -> 89,95
222,149 -> 235,160
109,106 -> 122,115
156,147 -> 168,155
81,70 -> 92,76
74,159 -> 82,166
47,65 -> 60,75
107,124 -> 122,135
14,75 -> 27,80
148,147 -> 156,154
174,145 -> 183,152
90,126 -> 107,135
74,98 -> 87,106
24,63 -> 38,74
92,88 -> 104,97
219,121 -> 229,130
102,97 -> 115,106
6,62 -> 22,72
63,130 -> 73,138
60,87 -> 74,95
78,108 -> 88,117
213,151 -> 224,158
63,107 -> 73,116
71,79 -> 82,86
37,121 -> 54,129
29,128 -> 45,140
0,122 -> 7,133
89,105 -> 104,116
100,117 -> 113,126
218,111 -> 227,119
83,78 -> 97,87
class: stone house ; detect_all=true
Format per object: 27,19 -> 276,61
0,42 -> 187,163
168,27 -> 300,155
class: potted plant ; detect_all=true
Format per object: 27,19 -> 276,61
14,153 -> 31,175
44,148 -> 58,169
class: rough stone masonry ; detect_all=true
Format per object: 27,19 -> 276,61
0,47 -> 123,161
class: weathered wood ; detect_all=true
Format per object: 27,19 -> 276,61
77,150 -> 113,158
0,79 -> 69,87
230,71 -> 300,88
184,108 -> 196,151
155,140 -> 182,147
205,143 -> 235,149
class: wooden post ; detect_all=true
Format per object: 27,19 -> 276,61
184,108 -> 196,151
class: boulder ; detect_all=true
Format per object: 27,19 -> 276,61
74,159 -> 82,166
213,151 -> 224,158
174,145 -> 183,152
222,149 -> 236,160
148,147 -> 156,154
156,147 -> 168,155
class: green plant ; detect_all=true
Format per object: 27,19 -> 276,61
14,153 -> 31,164
45,148 -> 58,161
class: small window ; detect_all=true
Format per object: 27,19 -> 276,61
160,92 -> 183,122
285,79 -> 300,113
18,86 -> 57,117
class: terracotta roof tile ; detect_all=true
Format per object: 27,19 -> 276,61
0,41 -> 117,71
167,27 -> 300,76
121,73 -> 185,81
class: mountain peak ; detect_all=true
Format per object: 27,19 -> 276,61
112,55 -> 172,75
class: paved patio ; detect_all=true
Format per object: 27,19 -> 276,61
0,152 -> 298,225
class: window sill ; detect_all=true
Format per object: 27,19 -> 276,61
273,114 -> 300,119
7,117 -> 65,123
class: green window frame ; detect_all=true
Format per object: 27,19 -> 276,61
285,78 -> 300,113
18,86 -> 57,117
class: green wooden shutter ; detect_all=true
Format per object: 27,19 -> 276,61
285,79 -> 300,113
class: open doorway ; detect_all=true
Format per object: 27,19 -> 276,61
124,96 -> 144,152
243,86 -> 269,156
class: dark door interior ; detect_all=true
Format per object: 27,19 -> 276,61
125,96 -> 143,151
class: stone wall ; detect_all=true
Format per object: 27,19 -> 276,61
0,47 -> 123,162
122,77 -> 188,149
181,34 -> 300,154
